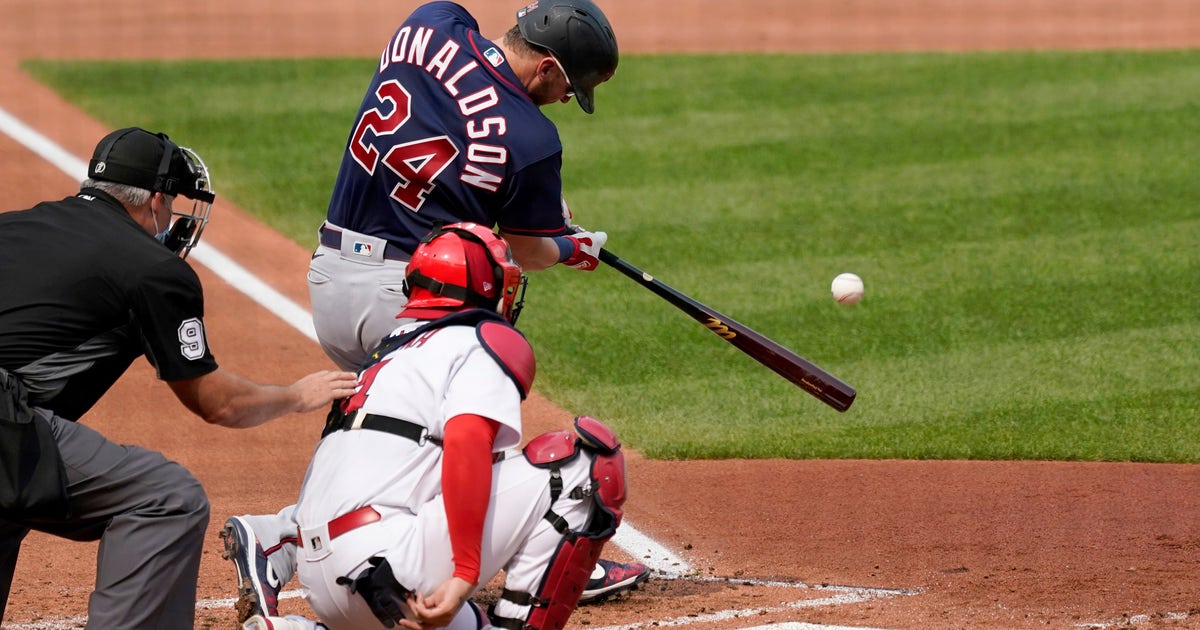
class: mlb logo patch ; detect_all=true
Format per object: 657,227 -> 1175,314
352,241 -> 374,256
517,1 -> 538,18
484,47 -> 504,67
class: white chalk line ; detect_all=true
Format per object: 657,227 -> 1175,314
2,87 -> 1187,630
583,576 -> 918,630
1074,611 -> 1194,628
0,102 -> 684,578
0,101 -> 684,573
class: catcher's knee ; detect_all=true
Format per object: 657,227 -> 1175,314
489,416 -> 627,630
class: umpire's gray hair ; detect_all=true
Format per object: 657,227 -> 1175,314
82,179 -> 152,207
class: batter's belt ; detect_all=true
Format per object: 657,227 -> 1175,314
319,223 -> 411,262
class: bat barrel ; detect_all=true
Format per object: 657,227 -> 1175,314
599,248 -> 856,412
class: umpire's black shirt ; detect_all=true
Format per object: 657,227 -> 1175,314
0,188 -> 218,420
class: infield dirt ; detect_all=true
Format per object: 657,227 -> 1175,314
1,1 -> 1198,628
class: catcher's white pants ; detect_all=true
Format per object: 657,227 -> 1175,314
296,452 -> 596,629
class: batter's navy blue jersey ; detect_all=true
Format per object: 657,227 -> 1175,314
326,1 -> 571,255
0,189 -> 218,421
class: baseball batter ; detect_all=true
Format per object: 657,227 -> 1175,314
223,0 -> 648,620
309,0 -> 618,371
242,224 -> 628,630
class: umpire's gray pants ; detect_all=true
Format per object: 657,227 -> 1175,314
0,410 -> 209,628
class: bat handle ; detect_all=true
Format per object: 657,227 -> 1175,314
598,248 -> 621,266
599,248 -> 646,281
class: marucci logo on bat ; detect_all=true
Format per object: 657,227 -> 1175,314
705,318 -> 736,339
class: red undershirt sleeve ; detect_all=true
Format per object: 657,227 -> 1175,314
441,413 -> 501,585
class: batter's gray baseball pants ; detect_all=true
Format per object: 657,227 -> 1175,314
307,223 -> 412,372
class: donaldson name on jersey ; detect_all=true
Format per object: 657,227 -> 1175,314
327,1 -> 571,255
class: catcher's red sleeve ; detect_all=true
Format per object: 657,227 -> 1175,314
442,413 -> 500,584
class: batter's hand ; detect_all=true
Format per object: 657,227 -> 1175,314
400,577 -> 474,630
289,370 -> 359,413
561,230 -> 607,271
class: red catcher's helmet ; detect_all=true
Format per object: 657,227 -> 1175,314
402,223 -> 527,323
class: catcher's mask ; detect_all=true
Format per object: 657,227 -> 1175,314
402,222 -> 527,324
89,127 -> 215,259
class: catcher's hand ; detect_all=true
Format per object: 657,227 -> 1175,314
402,577 -> 474,630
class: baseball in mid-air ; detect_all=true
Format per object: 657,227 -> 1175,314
831,273 -> 864,305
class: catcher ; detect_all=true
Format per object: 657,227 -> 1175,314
240,223 -> 628,630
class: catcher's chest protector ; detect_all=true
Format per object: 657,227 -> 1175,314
489,416 -> 626,630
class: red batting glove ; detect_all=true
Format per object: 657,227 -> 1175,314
560,230 -> 607,271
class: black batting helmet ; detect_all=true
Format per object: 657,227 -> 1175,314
517,0 -> 618,114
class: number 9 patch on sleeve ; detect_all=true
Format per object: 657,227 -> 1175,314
177,317 -> 208,361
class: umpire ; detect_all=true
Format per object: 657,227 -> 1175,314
0,127 -> 357,628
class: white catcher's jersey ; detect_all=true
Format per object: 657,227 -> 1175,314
295,319 -> 524,528
288,316 -> 603,630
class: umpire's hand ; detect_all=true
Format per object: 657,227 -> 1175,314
288,369 -> 359,413
168,367 -> 358,429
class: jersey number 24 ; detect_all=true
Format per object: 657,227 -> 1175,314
349,80 -> 459,212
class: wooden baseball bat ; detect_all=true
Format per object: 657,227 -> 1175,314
599,248 -> 857,412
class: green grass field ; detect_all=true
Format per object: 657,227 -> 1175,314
23,50 -> 1200,462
